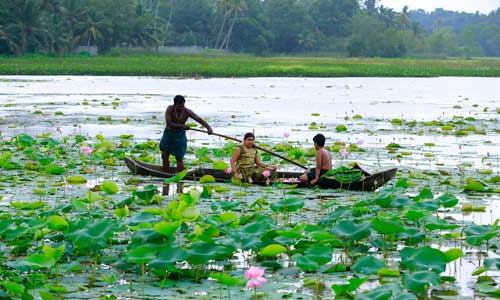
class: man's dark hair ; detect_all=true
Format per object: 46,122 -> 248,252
244,132 -> 255,140
313,134 -> 326,147
174,95 -> 185,104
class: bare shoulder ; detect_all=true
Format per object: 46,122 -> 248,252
166,105 -> 174,111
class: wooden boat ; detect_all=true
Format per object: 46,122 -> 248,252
124,157 -> 397,191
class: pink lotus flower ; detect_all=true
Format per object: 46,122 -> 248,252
262,170 -> 271,177
224,167 -> 232,174
244,267 -> 267,289
357,139 -> 365,146
283,132 -> 290,138
340,147 -> 349,158
56,126 -> 62,134
80,146 -> 93,155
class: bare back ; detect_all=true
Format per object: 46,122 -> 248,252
316,148 -> 332,171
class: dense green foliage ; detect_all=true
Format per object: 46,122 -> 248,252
0,0 -> 499,57
2,55 -> 500,77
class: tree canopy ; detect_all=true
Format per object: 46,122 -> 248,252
0,0 -> 499,57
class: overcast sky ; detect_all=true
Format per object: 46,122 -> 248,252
380,0 -> 500,13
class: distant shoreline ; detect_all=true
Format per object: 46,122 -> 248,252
1,55 -> 499,77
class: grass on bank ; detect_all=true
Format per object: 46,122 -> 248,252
1,54 -> 500,77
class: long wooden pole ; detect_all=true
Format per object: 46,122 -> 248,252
189,128 -> 308,169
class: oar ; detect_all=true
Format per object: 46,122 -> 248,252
189,128 -> 308,170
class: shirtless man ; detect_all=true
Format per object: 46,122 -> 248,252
160,95 -> 213,172
299,134 -> 332,185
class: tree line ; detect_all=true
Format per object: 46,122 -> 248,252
0,0 -> 499,57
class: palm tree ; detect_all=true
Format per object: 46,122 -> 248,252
215,0 -> 247,49
127,16 -> 161,48
3,0 -> 49,55
60,0 -> 88,32
73,10 -> 111,48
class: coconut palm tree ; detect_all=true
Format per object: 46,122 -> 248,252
215,0 -> 247,49
73,9 -> 111,48
2,0 -> 49,55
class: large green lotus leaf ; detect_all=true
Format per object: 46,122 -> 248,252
485,258 -> 500,270
414,188 -> 433,201
209,272 -> 242,286
464,224 -> 499,246
331,220 -> 372,241
292,254 -> 319,272
19,254 -> 56,269
135,185 -> 158,201
319,206 -> 352,225
399,228 -> 426,246
186,242 -> 232,265
153,221 -> 180,237
444,249 -> 463,263
101,181 -> 119,194
10,201 -> 45,210
47,215 -> 68,231
260,244 -> 287,257
1,281 -> 25,297
270,197 -> 304,213
182,206 -> 200,222
42,245 -> 65,261
418,199 -> 440,211
354,286 -> 392,300
372,218 -> 406,235
304,246 -> 333,266
352,256 -> 386,275
436,193 -> 459,208
67,176 -> 87,184
149,247 -> 187,270
164,168 -> 189,184
403,271 -> 440,294
390,197 -> 413,208
423,217 -> 460,231
66,219 -> 122,251
332,277 -> 367,297
400,247 -> 447,273
126,246 -> 156,264
44,164 -> 65,175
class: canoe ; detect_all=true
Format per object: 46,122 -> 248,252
124,157 -> 397,191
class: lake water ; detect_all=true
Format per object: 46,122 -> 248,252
1,76 -> 499,299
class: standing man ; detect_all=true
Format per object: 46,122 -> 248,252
160,95 -> 213,172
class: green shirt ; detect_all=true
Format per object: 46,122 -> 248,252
236,145 -> 257,170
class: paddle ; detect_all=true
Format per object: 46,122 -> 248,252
189,128 -> 308,170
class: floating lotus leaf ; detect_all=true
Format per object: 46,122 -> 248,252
464,224 -> 499,246
352,256 -> 386,275
149,247 -> 188,270
270,197 -> 304,213
19,254 -> 56,269
403,271 -> 440,294
331,220 -> 372,241
372,218 -> 406,235
260,244 -> 287,257
100,181 -> 119,194
126,246 -> 156,264
400,247 -> 447,273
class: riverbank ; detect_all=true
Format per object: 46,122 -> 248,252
1,55 -> 500,77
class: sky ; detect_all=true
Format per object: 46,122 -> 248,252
380,0 -> 500,13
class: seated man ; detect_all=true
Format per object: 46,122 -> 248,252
299,134 -> 332,185
230,132 -> 277,183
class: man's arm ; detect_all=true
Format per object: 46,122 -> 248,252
188,109 -> 213,134
165,106 -> 187,129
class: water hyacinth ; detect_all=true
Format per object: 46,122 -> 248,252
80,146 -> 93,155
